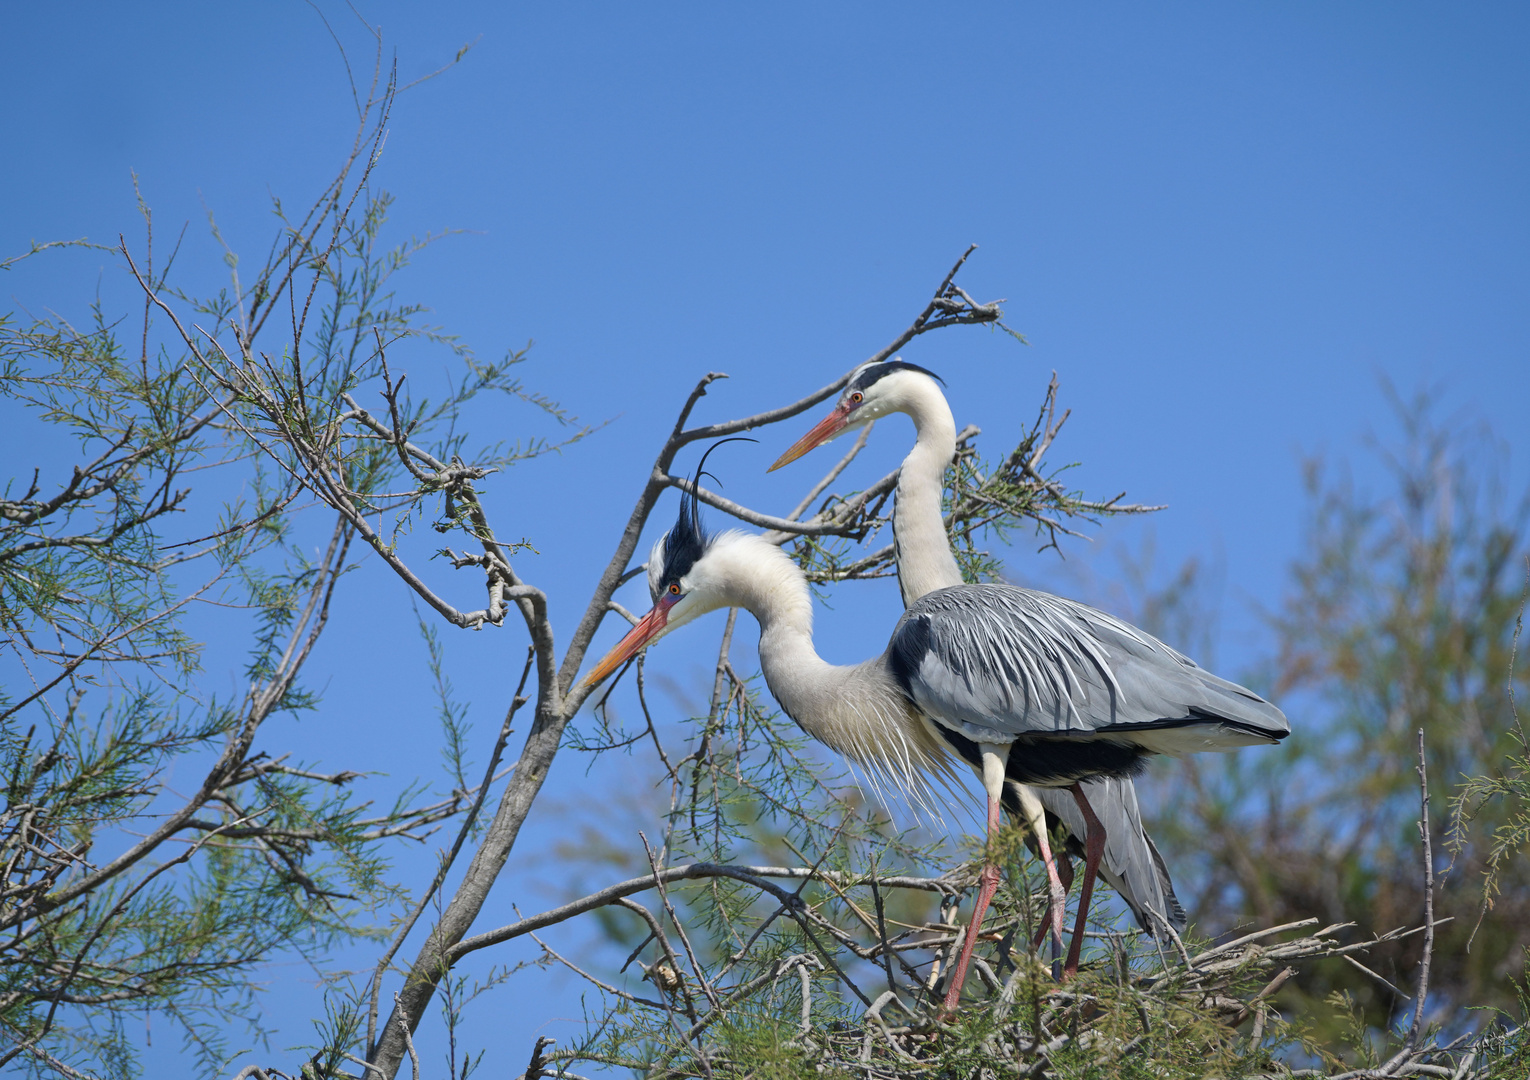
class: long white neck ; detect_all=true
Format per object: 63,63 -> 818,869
704,533 -> 955,798
890,379 -> 964,605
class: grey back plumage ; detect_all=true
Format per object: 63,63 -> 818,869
889,584 -> 1288,752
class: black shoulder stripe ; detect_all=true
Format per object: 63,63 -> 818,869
887,611 -> 930,694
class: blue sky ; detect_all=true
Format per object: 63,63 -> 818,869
3,3 -> 1527,1075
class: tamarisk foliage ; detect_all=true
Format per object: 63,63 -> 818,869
0,46 -> 552,1077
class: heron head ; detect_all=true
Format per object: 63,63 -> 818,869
579,440 -> 748,691
768,359 -> 944,471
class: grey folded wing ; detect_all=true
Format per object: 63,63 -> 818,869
888,584 -> 1288,753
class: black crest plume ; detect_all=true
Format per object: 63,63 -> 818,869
661,437 -> 758,585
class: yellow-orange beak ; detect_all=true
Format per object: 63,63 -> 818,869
577,596 -> 679,691
768,403 -> 852,472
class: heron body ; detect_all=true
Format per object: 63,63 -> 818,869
771,361 -> 1215,995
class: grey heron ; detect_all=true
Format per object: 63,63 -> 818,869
579,440 -> 1288,1009
770,359 -> 1187,997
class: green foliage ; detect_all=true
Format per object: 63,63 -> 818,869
0,246 -> 376,1071
1450,557 -> 1530,944
0,64 -> 562,1078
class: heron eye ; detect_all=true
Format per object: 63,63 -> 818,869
850,392 -> 863,404
668,582 -> 681,596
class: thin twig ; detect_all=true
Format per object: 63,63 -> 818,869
1405,729 -> 1437,1052
393,993 -> 420,1080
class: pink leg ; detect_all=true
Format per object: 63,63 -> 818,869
1033,814 -> 1068,980
941,792 -> 1004,1011
1062,783 -> 1106,979
1031,850 -> 1073,951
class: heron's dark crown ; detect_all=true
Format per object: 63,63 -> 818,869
656,438 -> 752,598
657,497 -> 708,598
848,360 -> 945,395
